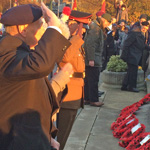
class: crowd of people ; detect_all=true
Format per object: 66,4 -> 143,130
0,0 -> 150,150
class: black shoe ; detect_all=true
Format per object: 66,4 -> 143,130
121,86 -> 128,91
98,91 -> 105,97
84,100 -> 90,105
128,88 -> 139,93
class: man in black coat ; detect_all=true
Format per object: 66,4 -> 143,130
102,24 -> 115,71
0,3 -> 71,150
121,25 -> 145,92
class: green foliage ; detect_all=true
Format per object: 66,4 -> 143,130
107,55 -> 127,72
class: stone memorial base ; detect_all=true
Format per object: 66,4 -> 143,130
101,69 -> 145,90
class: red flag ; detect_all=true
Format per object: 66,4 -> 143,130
101,0 -> 106,13
72,0 -> 77,10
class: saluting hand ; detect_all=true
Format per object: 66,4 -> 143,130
41,2 -> 60,28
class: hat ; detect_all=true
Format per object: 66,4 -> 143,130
96,11 -> 105,17
139,14 -> 147,20
69,10 -> 92,24
62,6 -> 71,16
0,4 -> 42,26
121,4 -> 126,8
101,13 -> 112,23
141,21 -> 149,26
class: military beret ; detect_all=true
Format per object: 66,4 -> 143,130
96,11 -> 105,17
102,13 -> 112,23
0,4 -> 42,26
69,10 -> 92,24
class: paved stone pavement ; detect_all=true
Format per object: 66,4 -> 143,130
64,84 -> 149,150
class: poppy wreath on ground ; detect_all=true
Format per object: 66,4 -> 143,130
113,117 -> 139,138
135,140 -> 150,150
111,114 -> 136,130
126,132 -> 150,150
119,102 -> 142,117
119,93 -> 150,117
119,123 -> 146,148
111,114 -> 136,131
139,94 -> 150,104
121,93 -> 150,114
112,94 -> 150,131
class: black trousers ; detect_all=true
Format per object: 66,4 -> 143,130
122,63 -> 138,88
57,108 -> 77,150
84,66 -> 100,102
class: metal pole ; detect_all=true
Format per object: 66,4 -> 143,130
57,0 -> 60,17
71,0 -> 74,9
10,0 -> 12,8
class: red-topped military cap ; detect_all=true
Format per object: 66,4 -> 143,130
0,4 -> 42,26
69,10 -> 92,24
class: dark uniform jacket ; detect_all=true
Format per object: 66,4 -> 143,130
0,28 -> 71,149
103,31 -> 115,59
84,20 -> 104,67
121,29 -> 145,65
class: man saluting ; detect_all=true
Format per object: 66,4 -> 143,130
0,2 -> 72,150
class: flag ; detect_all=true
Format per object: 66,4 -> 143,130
72,0 -> 77,10
101,0 -> 106,13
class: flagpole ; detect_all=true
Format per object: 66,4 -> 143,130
10,0 -> 12,8
57,0 -> 60,17
71,0 -> 74,9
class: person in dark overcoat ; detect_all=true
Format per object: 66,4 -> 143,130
102,23 -> 116,71
0,3 -> 72,150
140,21 -> 150,74
121,25 -> 145,92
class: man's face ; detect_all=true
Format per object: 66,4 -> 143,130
101,17 -> 110,28
112,18 -> 116,24
82,27 -> 86,34
140,18 -> 146,24
25,18 -> 45,47
88,18 -> 92,25
141,25 -> 149,33
120,21 -> 125,26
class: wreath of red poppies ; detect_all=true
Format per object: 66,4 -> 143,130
126,132 -> 150,150
111,93 -> 150,149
